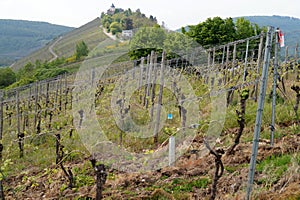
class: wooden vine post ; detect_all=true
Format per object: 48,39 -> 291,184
285,46 -> 289,79
150,53 -> 158,121
254,32 -> 264,102
0,91 -> 3,160
145,52 -> 154,108
295,43 -> 299,82
143,55 -> 150,107
0,90 -> 4,200
153,51 -> 166,144
45,82 -> 50,119
291,85 -> 300,121
34,82 -> 39,131
16,90 -> 24,158
139,57 -> 144,102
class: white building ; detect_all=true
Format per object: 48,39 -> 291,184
107,4 -> 116,15
122,30 -> 133,39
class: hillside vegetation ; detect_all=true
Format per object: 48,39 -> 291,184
0,19 -> 73,67
101,7 -> 158,35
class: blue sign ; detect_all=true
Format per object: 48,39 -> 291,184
167,113 -> 173,120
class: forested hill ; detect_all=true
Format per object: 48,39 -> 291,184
238,16 -> 300,49
0,19 -> 74,67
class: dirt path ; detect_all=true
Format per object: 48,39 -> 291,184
49,36 -> 63,62
101,26 -> 124,42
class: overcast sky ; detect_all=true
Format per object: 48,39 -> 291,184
1,0 -> 300,30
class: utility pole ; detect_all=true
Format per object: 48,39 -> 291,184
246,26 -> 274,200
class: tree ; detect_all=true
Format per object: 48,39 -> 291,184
75,41 -> 89,61
110,22 -> 122,35
0,67 -> 16,88
235,17 -> 255,39
186,17 -> 236,48
129,26 -> 166,60
123,18 -> 133,30
101,15 -> 112,30
163,32 -> 194,58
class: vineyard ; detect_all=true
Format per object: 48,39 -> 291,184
0,27 -> 300,199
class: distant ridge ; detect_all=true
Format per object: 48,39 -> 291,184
0,19 -> 74,66
239,15 -> 300,49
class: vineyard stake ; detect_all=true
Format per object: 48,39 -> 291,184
16,90 -> 24,158
0,90 -> 3,160
232,44 -> 237,78
246,26 -> 274,200
168,136 -> 175,166
295,43 -> 299,81
243,39 -> 250,82
34,82 -> 38,130
143,55 -> 150,106
145,52 -> 154,108
285,46 -> 289,79
153,51 -> 166,144
150,53 -> 158,121
270,29 -> 280,147
139,57 -> 144,102
254,33 -> 264,102
212,47 -> 216,67
0,90 -> 3,199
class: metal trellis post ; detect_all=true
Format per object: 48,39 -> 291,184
270,29 -> 280,147
246,26 -> 274,200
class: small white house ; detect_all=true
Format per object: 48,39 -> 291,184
122,30 -> 133,38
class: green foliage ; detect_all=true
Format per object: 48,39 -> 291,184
163,32 -> 195,58
34,67 -> 68,80
6,57 -> 70,89
109,22 -> 122,35
75,41 -> 89,61
240,88 -> 250,100
129,26 -> 166,60
0,159 -> 13,181
0,67 -> 16,88
186,17 -> 261,48
186,17 -> 236,47
101,8 -> 158,34
235,17 -> 256,39
6,77 -> 35,89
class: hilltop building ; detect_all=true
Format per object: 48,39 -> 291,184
107,3 -> 123,15
107,4 -> 116,15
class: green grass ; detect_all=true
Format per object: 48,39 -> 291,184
256,154 -> 292,187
